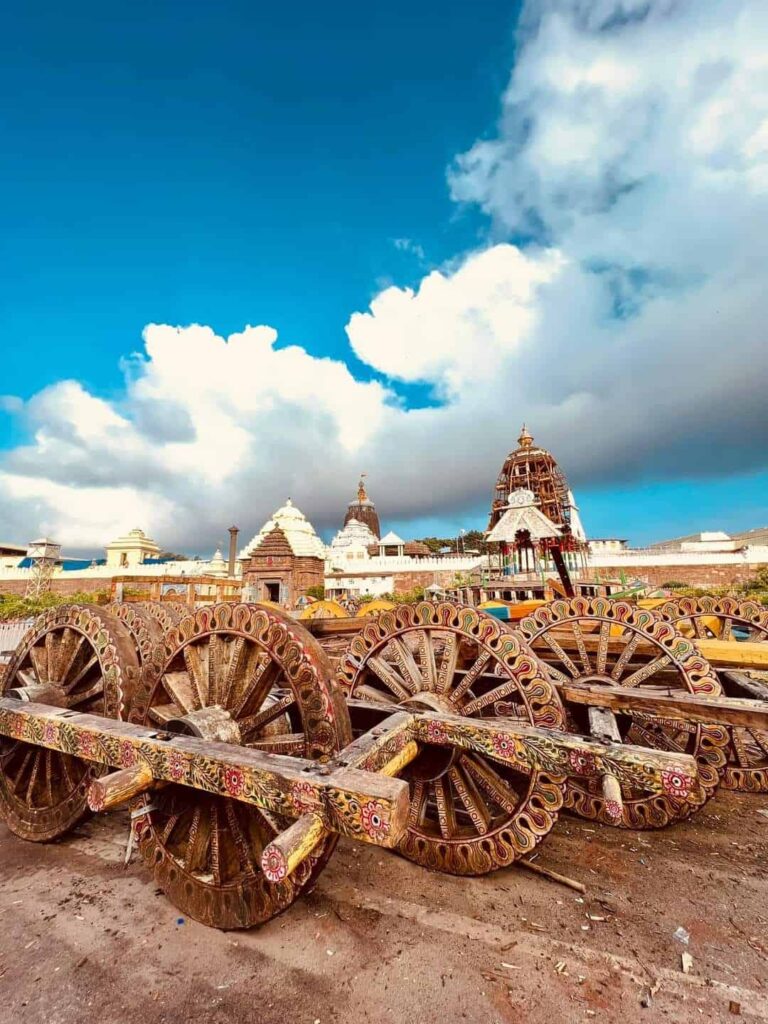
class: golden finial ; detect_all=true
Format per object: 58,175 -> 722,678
357,473 -> 368,502
518,423 -> 534,448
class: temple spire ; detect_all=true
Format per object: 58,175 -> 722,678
518,424 -> 534,449
357,473 -> 368,503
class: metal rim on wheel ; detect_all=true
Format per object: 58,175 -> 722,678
660,596 -> 768,792
0,604 -> 135,841
515,597 -> 729,828
129,602 -> 352,929
337,601 -> 566,876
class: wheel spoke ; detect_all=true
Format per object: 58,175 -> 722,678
537,631 -> 581,679
225,801 -> 258,877
571,621 -> 591,674
610,631 -> 642,682
247,732 -> 306,754
384,639 -> 423,692
367,656 -> 412,702
29,644 -> 48,684
451,650 -> 491,703
63,654 -> 99,695
231,651 -> 280,719
596,619 -> 610,676
436,633 -> 459,694
25,751 -> 42,805
239,693 -> 296,739
463,678 -> 520,716
462,754 -> 519,815
55,630 -> 85,686
448,764 -> 490,834
162,671 -> 198,713
355,683 -> 396,705
621,654 -> 672,688
433,777 -> 456,840
183,644 -> 210,708
184,804 -> 212,873
408,780 -> 428,828
414,631 -> 437,689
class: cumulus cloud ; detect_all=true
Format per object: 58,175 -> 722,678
1,0 -> 767,551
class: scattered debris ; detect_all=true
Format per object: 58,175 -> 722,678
673,926 -> 690,945
640,980 -> 661,1008
681,952 -> 694,974
554,961 -> 568,974
729,1001 -> 741,1015
518,857 -> 587,893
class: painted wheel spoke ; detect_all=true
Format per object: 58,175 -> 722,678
183,644 -> 210,708
463,678 -> 520,716
225,801 -> 258,877
451,650 -> 491,703
596,619 -> 610,676
432,777 -> 456,840
610,631 -> 642,681
55,630 -> 85,686
356,683 -> 396,705
384,638 -> 423,692
448,765 -> 490,834
462,755 -> 519,816
408,780 -> 428,828
570,620 -> 591,674
148,702 -> 183,725
414,631 -> 437,689
436,633 -> 459,693
367,656 -> 412,701
538,631 -> 581,679
29,644 -> 48,684
184,804 -> 212,873
621,654 -> 672,688
25,751 -> 43,805
239,693 -> 296,739
231,652 -> 280,719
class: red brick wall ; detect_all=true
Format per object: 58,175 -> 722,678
0,578 -> 108,597
392,569 -> 465,594
593,563 -> 760,589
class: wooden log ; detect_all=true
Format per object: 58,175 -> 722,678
6,684 -> 75,708
518,858 -> 587,894
588,707 -> 624,822
561,681 -> 768,730
721,670 -> 768,701
87,763 -> 154,812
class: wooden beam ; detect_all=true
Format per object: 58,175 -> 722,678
720,670 -> 768,701
411,710 -> 697,797
0,698 -> 410,848
561,681 -> 768,730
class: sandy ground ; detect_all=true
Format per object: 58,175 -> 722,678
0,790 -> 767,1024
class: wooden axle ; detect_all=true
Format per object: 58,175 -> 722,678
587,707 -> 624,822
561,681 -> 768,731
88,763 -> 154,812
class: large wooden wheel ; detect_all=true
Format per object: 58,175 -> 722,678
515,598 -> 729,828
139,601 -> 187,631
129,602 -> 351,929
660,597 -> 768,791
337,601 -> 566,876
0,605 -> 135,841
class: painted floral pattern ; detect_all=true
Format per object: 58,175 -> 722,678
261,847 -> 287,883
661,769 -> 692,799
360,799 -> 390,840
223,766 -> 245,798
568,749 -> 598,776
290,780 -> 316,814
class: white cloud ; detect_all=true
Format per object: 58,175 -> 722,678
2,0 -> 767,551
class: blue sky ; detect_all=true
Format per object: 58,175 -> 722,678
1,0 -> 767,554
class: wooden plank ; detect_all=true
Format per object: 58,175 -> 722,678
561,680 -> 768,730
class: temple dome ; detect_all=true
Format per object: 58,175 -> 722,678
240,498 -> 327,559
343,475 -> 381,540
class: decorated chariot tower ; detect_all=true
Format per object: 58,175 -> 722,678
487,425 -> 589,589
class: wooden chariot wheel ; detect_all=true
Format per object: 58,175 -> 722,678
659,596 -> 768,792
337,601 -> 566,876
139,601 -> 187,631
129,602 -> 351,929
515,597 -> 729,828
0,604 -> 135,841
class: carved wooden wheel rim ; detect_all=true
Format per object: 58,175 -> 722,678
0,605 -> 134,841
515,597 -> 729,828
660,597 -> 768,792
130,602 -> 351,929
140,601 -> 187,632
105,603 -> 165,715
338,601 -> 566,876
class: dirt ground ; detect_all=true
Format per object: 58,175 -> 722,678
0,790 -> 767,1024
